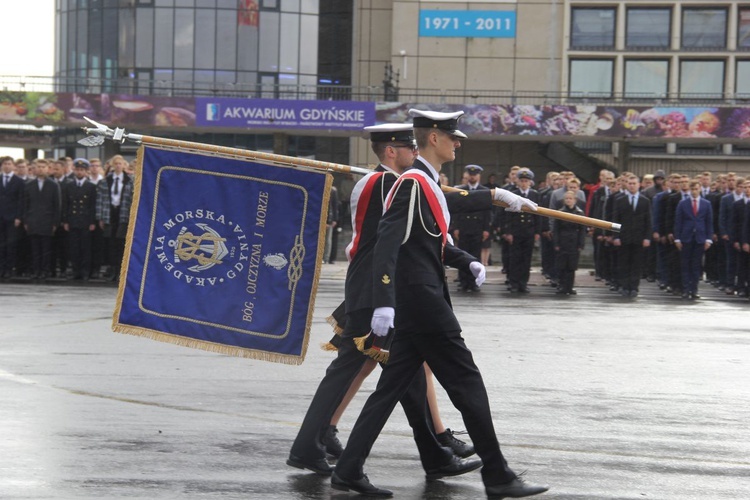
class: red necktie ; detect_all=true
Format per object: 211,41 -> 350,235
692,198 -> 698,216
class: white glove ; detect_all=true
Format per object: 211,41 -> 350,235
494,188 -> 538,212
370,307 -> 395,337
469,261 -> 486,287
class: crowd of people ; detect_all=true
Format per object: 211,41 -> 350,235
0,155 -> 135,283
447,164 -> 750,301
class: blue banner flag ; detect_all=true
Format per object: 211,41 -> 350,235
113,146 -> 332,364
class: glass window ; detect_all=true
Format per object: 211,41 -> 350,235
626,8 -> 670,48
259,73 -> 278,99
216,10 -> 237,70
300,0 -> 317,15
624,60 -> 668,98
154,8 -> 174,66
136,8 -> 154,67
739,9 -> 750,49
680,60 -> 724,98
195,0 -> 215,6
299,13 -> 317,75
570,8 -> 615,49
262,0 -> 279,10
258,11 -> 280,72
59,12 -> 67,73
569,59 -> 613,97
279,13 -> 299,73
217,0 -> 235,8
155,0 -> 174,5
282,0 -> 300,12
682,8 -> 727,49
237,21 -> 259,71
194,9 -> 216,69
736,61 -> 750,96
118,7 -> 135,68
174,8 -> 195,67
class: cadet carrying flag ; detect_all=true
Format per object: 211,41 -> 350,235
113,145 -> 331,364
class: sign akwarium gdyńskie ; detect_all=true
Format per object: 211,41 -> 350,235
113,146 -> 332,364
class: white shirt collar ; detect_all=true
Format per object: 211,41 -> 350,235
379,163 -> 396,174
416,155 -> 439,183
468,182 -> 480,190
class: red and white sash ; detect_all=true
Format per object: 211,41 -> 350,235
345,170 -> 393,262
384,169 -> 451,248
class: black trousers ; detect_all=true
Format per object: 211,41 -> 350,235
30,234 -> 52,277
0,218 -> 18,274
290,311 -> 451,472
90,224 -> 105,276
679,242 -> 705,294
107,205 -> 124,276
540,235 -> 555,278
556,251 -> 580,292
618,243 -> 644,292
52,225 -> 68,275
68,227 -> 92,279
335,327 -> 515,487
667,243 -> 682,290
508,232 -> 534,288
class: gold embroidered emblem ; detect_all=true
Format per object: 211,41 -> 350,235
381,274 -> 391,285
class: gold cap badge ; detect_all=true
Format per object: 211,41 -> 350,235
381,274 -> 391,285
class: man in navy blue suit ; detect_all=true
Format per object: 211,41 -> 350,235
674,180 -> 714,300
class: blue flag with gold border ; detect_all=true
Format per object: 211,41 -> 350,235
113,145 -> 331,364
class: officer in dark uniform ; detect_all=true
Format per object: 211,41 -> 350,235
505,169 -> 541,293
288,123 -> 481,482
452,164 -> 491,291
63,158 -> 98,281
333,109 -> 547,499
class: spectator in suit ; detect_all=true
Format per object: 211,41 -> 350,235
101,155 -> 132,281
674,180 -> 714,300
88,158 -> 105,278
719,176 -> 744,294
22,159 -> 61,281
731,180 -> 750,297
498,166 -> 521,273
664,175 -> 691,295
589,170 -> 615,281
554,191 -> 586,295
612,175 -> 652,297
50,159 -> 71,278
14,159 -> 33,277
604,176 -> 625,291
0,156 -> 25,279
539,171 -> 560,282
63,159 -> 98,281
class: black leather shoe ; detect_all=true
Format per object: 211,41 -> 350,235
331,471 -> 392,497
286,454 -> 332,476
681,293 -> 689,300
486,477 -> 549,498
436,428 -> 474,457
425,455 -> 482,481
323,425 -> 343,459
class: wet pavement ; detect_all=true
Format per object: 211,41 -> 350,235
1,265 -> 749,499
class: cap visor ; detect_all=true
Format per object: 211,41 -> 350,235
451,130 -> 468,139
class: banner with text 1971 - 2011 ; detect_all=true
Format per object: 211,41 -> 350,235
113,145 -> 332,364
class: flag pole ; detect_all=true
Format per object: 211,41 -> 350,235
79,118 -> 620,232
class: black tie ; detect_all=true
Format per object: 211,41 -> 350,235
631,196 -> 635,211
114,177 -> 120,195
2,175 -> 7,187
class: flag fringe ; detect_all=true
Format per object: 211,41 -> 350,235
320,341 -> 338,352
326,314 -> 344,335
112,323 -> 305,365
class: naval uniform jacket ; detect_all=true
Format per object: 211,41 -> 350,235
63,180 -> 98,229
343,164 -> 494,318
451,183 -> 491,237
504,187 -> 541,237
372,159 -> 476,334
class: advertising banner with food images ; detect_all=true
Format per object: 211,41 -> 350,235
377,103 -> 750,139
113,146 -> 331,364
